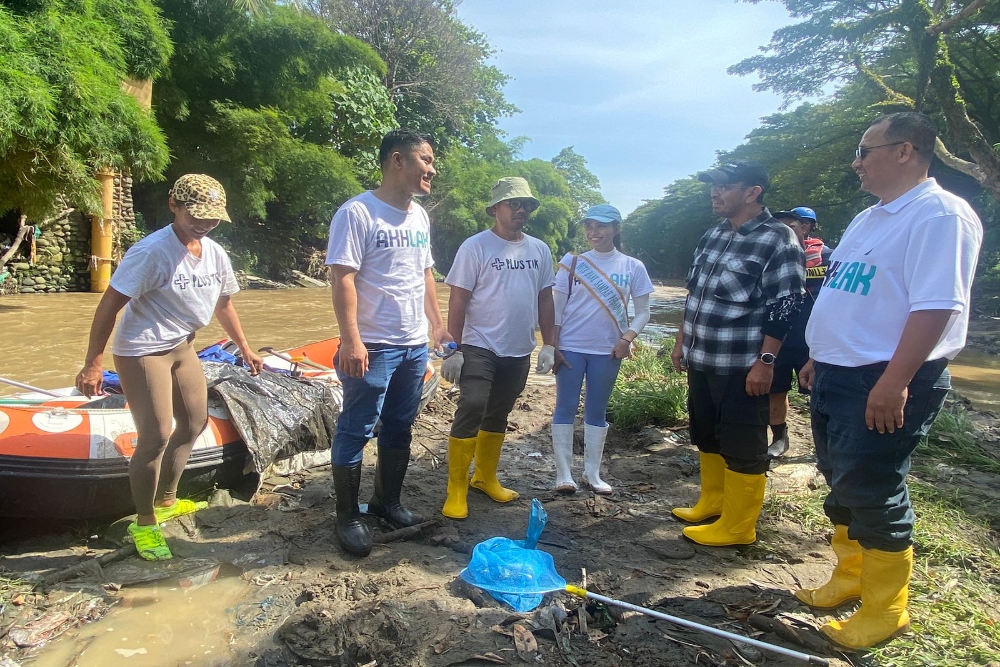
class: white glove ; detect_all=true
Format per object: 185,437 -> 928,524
536,345 -> 555,374
441,351 -> 464,384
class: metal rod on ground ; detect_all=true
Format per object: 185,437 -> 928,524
258,347 -> 332,371
0,376 -> 63,397
564,586 -> 830,665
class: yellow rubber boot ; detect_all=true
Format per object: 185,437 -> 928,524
795,524 -> 862,610
442,436 -> 477,519
822,546 -> 912,650
682,469 -> 765,546
470,430 -> 520,503
672,453 -> 726,522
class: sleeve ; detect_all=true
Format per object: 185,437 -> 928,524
627,293 -> 651,334
554,289 -> 568,326
220,252 -> 239,296
905,214 -> 982,312
444,240 -> 479,291
109,245 -> 164,298
325,203 -> 367,269
685,233 -> 710,290
538,243 -> 556,290
422,210 -> 435,270
762,236 -> 806,304
553,252 -> 572,295
762,293 -> 803,340
630,259 -> 655,298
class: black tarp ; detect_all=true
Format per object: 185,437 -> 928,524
201,363 -> 338,472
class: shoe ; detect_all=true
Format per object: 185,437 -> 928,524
582,424 -> 612,494
332,463 -> 372,557
368,447 -> 424,528
795,524 -> 862,610
551,423 -> 577,493
128,522 -> 173,561
153,499 -> 208,523
682,469 -> 766,546
470,431 -> 519,502
672,453 -> 726,522
821,546 -> 913,649
442,436 -> 476,519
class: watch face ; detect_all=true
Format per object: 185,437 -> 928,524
760,353 -> 776,364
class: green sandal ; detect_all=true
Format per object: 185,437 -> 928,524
154,499 -> 208,522
128,522 -> 173,561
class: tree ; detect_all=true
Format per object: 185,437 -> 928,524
551,147 -> 605,218
732,0 -> 1000,200
0,0 -> 171,219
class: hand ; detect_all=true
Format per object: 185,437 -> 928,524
75,363 -> 104,398
745,361 -> 774,396
536,345 -> 556,374
798,359 -> 815,391
866,378 -> 907,433
441,351 -> 464,384
670,340 -> 686,373
612,339 -> 632,360
433,325 -> 454,348
337,337 -> 369,379
553,349 -> 572,374
242,349 -> 265,376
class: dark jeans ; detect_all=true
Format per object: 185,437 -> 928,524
810,359 -> 950,551
450,345 -> 530,439
331,344 -> 428,466
687,369 -> 770,475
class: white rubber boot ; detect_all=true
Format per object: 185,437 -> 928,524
583,424 -> 612,495
551,423 -> 577,493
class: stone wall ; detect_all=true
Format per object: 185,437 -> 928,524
4,174 -> 137,295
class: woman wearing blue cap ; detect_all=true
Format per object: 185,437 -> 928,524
549,204 -> 654,493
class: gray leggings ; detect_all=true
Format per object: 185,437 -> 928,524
115,337 -> 207,515
450,345 -> 530,438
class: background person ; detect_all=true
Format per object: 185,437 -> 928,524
796,112 -> 982,649
440,177 -> 556,520
76,174 -> 263,562
669,161 -> 805,547
767,207 -> 833,457
326,129 -> 451,558
549,204 -> 654,494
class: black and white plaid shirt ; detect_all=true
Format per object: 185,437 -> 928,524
682,210 -> 805,374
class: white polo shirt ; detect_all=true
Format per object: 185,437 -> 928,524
806,178 -> 982,367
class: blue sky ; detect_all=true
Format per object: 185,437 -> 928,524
455,0 -> 795,215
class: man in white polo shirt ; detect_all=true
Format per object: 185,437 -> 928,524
797,112 -> 983,649
440,177 -> 556,520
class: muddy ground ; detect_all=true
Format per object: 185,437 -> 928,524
2,369 -> 999,667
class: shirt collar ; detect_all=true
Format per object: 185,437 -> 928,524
876,178 -> 938,213
735,208 -> 773,236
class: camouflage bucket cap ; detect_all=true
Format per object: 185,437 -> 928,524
169,174 -> 232,222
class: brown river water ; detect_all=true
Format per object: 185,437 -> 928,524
0,284 -> 997,409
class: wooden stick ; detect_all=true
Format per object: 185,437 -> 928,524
41,544 -> 135,587
748,614 -> 831,656
372,520 -> 440,544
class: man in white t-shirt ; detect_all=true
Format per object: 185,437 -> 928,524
325,129 -> 452,557
795,112 -> 983,649
440,177 -> 556,519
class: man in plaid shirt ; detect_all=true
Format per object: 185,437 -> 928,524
670,161 -> 805,547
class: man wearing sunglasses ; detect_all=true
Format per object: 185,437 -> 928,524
670,160 -> 805,548
796,112 -> 983,649
441,176 -> 556,520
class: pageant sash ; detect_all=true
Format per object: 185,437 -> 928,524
558,255 -> 629,333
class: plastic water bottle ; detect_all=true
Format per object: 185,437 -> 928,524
433,341 -> 459,359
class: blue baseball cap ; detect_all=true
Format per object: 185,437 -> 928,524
773,206 -> 818,226
580,204 -> 622,225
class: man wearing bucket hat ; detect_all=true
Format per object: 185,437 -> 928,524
441,176 -> 556,519
669,161 -> 805,547
76,173 -> 264,561
767,207 -> 833,458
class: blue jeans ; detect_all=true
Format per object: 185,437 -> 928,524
553,350 -> 622,426
332,344 -> 428,466
810,359 -> 950,551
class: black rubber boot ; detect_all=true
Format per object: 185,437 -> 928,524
768,423 -> 790,458
368,448 -> 424,528
332,463 -> 372,557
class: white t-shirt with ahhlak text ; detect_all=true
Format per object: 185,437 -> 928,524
445,229 -> 556,358
806,178 -> 983,367
555,250 -> 655,355
111,225 -> 239,357
325,191 -> 435,346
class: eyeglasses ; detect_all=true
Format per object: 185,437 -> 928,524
709,183 -> 748,194
855,142 -> 917,160
504,199 -> 538,213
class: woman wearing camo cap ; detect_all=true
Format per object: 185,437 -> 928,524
76,174 -> 263,561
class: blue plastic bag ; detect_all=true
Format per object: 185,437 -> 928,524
459,499 -> 567,612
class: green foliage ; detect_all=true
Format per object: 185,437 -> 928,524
607,339 -> 687,430
551,147 -> 605,218
0,0 -> 171,219
917,404 -> 1000,476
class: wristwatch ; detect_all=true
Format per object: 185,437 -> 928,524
758,352 -> 776,365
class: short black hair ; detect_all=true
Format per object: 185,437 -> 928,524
378,129 -> 434,168
874,112 -> 936,166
